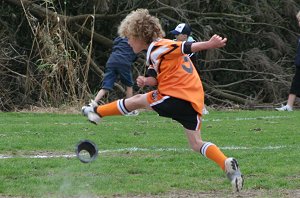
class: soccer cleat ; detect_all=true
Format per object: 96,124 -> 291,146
275,105 -> 293,112
225,157 -> 244,192
87,112 -> 101,125
125,110 -> 139,116
81,100 -> 101,125
81,105 -> 94,116
202,107 -> 209,115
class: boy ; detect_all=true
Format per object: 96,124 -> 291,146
82,9 -> 243,192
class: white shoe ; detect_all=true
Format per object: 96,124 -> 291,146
225,158 -> 244,192
126,110 -> 139,116
275,105 -> 293,112
202,107 -> 209,115
81,100 -> 101,124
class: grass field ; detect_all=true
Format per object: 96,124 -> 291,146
0,110 -> 299,198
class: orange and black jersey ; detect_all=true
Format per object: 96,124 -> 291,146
146,38 -> 204,115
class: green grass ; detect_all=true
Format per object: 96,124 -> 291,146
0,110 -> 299,197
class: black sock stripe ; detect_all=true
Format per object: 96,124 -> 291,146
122,99 -> 130,113
93,107 -> 102,117
199,145 -> 204,156
118,99 -> 129,114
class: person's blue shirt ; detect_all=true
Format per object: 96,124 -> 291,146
106,37 -> 137,67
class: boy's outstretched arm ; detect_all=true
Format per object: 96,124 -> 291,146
191,34 -> 227,52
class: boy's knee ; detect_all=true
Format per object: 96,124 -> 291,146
189,143 -> 199,152
189,140 -> 204,152
127,94 -> 147,107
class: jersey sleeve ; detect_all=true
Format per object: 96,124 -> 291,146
163,40 -> 194,60
146,65 -> 157,78
183,42 -> 193,54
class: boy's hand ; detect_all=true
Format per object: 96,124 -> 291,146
137,76 -> 146,88
191,35 -> 227,52
137,76 -> 158,87
208,34 -> 227,48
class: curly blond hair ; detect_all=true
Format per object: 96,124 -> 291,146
118,9 -> 165,44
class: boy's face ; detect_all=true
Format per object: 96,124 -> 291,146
127,37 -> 147,53
175,34 -> 188,41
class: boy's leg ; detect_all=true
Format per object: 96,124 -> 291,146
185,129 -> 227,170
185,129 -> 244,192
125,86 -> 140,116
82,93 -> 151,120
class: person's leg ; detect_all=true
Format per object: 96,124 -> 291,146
94,89 -> 108,103
185,128 -> 243,192
148,95 -> 236,173
287,94 -> 296,108
202,105 -> 209,115
276,94 -> 296,111
185,129 -> 227,170
125,86 -> 133,98
95,66 -> 116,103
120,65 -> 138,115
118,65 -> 134,97
83,93 -> 151,118
276,68 -> 300,111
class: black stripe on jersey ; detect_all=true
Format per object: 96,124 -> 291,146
156,44 -> 179,73
148,45 -> 160,66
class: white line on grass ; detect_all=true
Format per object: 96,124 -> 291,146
0,145 -> 288,159
203,115 -> 291,122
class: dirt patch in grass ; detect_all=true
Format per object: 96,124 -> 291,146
18,105 -> 81,114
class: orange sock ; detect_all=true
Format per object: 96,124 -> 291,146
200,142 -> 227,170
96,99 -> 127,117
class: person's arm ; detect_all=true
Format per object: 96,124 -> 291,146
137,76 -> 158,87
136,66 -> 158,88
186,34 -> 227,53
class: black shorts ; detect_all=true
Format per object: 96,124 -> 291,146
290,67 -> 300,97
150,96 -> 201,130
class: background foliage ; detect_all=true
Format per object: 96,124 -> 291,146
1,0 -> 300,111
